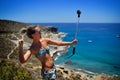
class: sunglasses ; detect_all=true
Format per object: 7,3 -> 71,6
30,29 -> 42,35
35,30 -> 42,34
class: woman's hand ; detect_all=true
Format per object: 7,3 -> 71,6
18,38 -> 24,47
71,39 -> 78,45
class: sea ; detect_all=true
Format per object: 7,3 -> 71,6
35,23 -> 120,75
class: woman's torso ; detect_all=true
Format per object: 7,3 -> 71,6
30,38 -> 54,70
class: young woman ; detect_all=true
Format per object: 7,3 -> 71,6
19,25 -> 77,80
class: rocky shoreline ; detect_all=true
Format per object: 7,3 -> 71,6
0,20 -> 120,80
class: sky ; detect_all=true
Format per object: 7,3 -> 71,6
0,0 -> 120,23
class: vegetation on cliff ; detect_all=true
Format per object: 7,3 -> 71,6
0,60 -> 33,80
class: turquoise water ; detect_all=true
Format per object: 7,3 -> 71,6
38,23 -> 120,75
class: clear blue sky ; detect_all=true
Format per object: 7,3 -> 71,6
0,0 -> 120,23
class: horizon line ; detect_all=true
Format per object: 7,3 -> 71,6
0,19 -> 120,24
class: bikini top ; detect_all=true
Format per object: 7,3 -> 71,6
35,46 -> 50,58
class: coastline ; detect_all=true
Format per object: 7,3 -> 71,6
56,65 -> 120,80
56,65 -> 95,80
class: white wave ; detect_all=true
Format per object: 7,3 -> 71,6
83,70 -> 95,75
59,63 -> 96,75
77,68 -> 96,75
54,56 -> 59,61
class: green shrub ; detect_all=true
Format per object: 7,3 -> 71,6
0,60 -> 33,80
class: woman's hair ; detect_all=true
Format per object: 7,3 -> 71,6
21,25 -> 37,39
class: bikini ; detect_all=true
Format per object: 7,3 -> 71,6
35,46 -> 50,58
35,46 -> 56,80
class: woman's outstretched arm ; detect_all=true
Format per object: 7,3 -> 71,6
45,38 -> 77,46
18,38 -> 31,63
